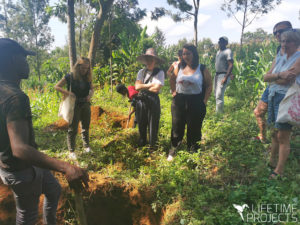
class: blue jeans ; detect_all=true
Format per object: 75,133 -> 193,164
267,92 -> 292,130
261,86 -> 269,103
214,73 -> 230,113
0,167 -> 61,225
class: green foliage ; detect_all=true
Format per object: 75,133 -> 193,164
94,26 -> 155,85
22,57 -> 69,89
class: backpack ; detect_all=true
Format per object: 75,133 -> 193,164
199,64 -> 206,101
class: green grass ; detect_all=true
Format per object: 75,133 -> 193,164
27,80 -> 300,225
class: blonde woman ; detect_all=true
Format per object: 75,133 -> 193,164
55,57 -> 94,159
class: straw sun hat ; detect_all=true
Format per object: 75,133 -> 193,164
137,48 -> 164,65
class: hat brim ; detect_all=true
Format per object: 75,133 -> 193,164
25,50 -> 36,56
137,54 -> 164,65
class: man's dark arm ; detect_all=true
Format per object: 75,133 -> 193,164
222,60 -> 233,84
7,119 -> 89,186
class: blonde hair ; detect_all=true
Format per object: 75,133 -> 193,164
72,57 -> 92,82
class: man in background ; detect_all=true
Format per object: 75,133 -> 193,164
214,36 -> 234,113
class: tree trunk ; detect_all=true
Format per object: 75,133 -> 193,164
193,0 -> 200,46
88,0 -> 114,68
240,0 -> 248,47
67,0 -> 77,71
79,0 -> 82,56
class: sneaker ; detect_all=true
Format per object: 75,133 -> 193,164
167,154 -> 174,161
69,152 -> 77,160
167,147 -> 176,161
84,147 -> 91,153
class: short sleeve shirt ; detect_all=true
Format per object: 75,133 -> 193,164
136,69 -> 165,86
0,81 -> 33,171
215,48 -> 233,73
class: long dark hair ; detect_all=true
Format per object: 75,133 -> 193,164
181,44 -> 199,70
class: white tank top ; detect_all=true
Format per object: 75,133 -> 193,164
176,65 -> 203,94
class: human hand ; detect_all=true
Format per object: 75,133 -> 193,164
172,91 -> 177,97
65,164 -> 89,191
221,78 -> 227,85
279,71 -> 295,81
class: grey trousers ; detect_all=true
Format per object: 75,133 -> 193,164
67,102 -> 91,152
214,73 -> 230,113
0,167 -> 61,225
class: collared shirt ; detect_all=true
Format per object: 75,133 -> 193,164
215,48 -> 233,73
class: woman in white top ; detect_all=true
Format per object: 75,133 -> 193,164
135,48 -> 165,148
168,44 -> 212,161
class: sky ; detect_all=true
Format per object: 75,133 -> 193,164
49,0 -> 300,48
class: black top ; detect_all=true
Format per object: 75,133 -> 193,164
64,73 -> 91,99
0,81 -> 34,171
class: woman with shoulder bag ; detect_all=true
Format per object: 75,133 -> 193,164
168,44 -> 213,161
264,29 -> 300,178
55,57 -> 94,159
135,48 -> 165,148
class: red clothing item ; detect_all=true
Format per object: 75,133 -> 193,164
128,86 -> 138,100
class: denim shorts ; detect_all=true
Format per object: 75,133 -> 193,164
267,92 -> 292,130
261,86 -> 269,103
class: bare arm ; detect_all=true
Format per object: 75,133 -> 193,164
54,78 -> 75,97
135,80 -> 152,91
7,120 -> 89,186
166,63 -> 175,78
225,60 -> 233,80
221,60 -> 233,84
170,66 -> 179,97
87,83 -> 94,102
278,57 -> 300,81
264,59 -> 278,82
264,58 -> 299,84
203,68 -> 213,105
148,83 -> 162,93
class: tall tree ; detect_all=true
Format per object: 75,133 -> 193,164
88,0 -> 114,67
67,0 -> 76,70
151,0 -> 200,46
221,0 -> 281,46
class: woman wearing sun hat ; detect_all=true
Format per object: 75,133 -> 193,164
135,48 -> 165,148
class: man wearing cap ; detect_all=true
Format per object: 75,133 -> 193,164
214,36 -> 233,113
135,48 -> 165,147
0,38 -> 89,225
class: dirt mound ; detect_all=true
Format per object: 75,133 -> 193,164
45,106 -> 135,132
0,173 -> 163,225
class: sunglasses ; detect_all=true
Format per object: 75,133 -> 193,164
273,28 -> 291,36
